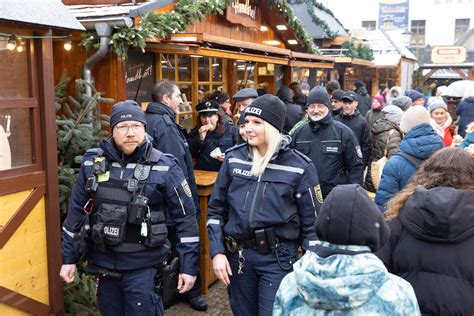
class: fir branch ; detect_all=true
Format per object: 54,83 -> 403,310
305,0 -> 338,38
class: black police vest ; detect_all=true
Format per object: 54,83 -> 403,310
88,160 -> 168,253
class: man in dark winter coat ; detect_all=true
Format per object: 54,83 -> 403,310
456,96 -> 474,137
145,79 -> 207,311
330,89 -> 344,117
277,85 -> 303,133
292,87 -> 364,198
335,91 -> 371,167
353,80 -> 372,117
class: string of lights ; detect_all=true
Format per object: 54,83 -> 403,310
0,32 -> 72,51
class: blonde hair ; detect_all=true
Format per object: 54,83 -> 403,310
250,121 -> 283,177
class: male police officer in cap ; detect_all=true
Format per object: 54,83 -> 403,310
60,100 -> 199,315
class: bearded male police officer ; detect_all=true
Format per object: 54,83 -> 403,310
60,101 -> 199,315
291,87 -> 364,198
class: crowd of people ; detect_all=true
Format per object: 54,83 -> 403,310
60,77 -> 474,315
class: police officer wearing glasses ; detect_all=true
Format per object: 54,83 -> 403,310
207,94 -> 321,315
60,100 -> 199,315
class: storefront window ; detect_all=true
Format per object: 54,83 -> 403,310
198,58 -> 209,82
0,38 -> 31,99
177,55 -> 192,82
211,58 -> 223,82
0,37 -> 36,172
0,108 -> 33,170
160,54 -> 175,80
236,61 -> 255,89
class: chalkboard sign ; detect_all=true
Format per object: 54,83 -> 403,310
125,51 -> 155,104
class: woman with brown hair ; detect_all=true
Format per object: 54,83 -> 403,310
376,147 -> 474,315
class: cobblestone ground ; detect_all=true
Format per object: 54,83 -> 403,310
165,282 -> 232,316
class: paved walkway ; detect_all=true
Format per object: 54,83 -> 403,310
165,282 -> 232,315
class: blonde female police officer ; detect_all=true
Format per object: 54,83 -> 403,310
60,101 -> 199,315
207,94 -> 321,315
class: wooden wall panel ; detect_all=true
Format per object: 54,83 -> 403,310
0,197 -> 49,307
0,190 -> 32,226
0,303 -> 29,316
53,41 -> 125,117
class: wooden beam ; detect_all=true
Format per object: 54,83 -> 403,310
289,60 -> 333,69
291,51 -> 335,62
202,34 -> 291,56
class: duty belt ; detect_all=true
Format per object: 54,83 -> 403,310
225,235 -> 257,253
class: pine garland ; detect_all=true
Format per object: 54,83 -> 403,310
82,0 -> 319,58
267,0 -> 319,54
305,0 -> 337,38
342,40 -> 374,61
82,0 -> 225,59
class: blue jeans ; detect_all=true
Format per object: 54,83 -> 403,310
97,266 -> 163,315
227,242 -> 297,316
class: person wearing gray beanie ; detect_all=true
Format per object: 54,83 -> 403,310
382,105 -> 404,125
391,96 -> 412,111
429,100 -> 456,146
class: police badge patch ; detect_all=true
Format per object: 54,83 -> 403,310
181,179 -> 192,197
134,164 -> 151,180
355,146 -> 363,159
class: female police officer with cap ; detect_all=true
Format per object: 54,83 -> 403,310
188,99 -> 236,171
207,94 -> 321,315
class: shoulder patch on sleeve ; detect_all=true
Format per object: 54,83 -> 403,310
355,145 -> 363,158
181,179 -> 192,198
314,184 -> 324,204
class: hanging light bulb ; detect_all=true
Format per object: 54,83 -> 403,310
16,43 -> 24,52
6,34 -> 17,51
64,41 -> 72,51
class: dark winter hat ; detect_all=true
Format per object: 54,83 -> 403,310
405,89 -> 424,102
233,88 -> 258,101
354,80 -> 365,89
315,184 -> 390,252
110,100 -> 146,129
306,86 -> 330,107
391,96 -> 412,111
341,91 -> 358,102
244,94 -> 287,132
196,99 -> 219,114
331,89 -> 344,101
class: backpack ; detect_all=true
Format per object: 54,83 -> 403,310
370,129 -> 395,190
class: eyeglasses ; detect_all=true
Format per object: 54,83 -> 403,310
114,123 -> 145,135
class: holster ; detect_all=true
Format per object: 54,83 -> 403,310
155,256 -> 180,305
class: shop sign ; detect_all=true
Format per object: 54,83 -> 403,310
226,0 -> 258,29
125,51 -> 155,104
378,0 -> 409,30
431,46 -> 467,64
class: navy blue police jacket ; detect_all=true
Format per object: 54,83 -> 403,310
207,136 -> 321,257
145,102 -> 200,217
291,113 -> 364,198
61,137 -> 199,275
188,122 -> 236,172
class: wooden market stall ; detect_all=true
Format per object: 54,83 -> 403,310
0,1 -> 84,315
54,0 -> 336,293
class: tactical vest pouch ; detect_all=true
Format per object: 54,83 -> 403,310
145,211 -> 167,247
128,195 -> 148,225
96,203 -> 127,246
